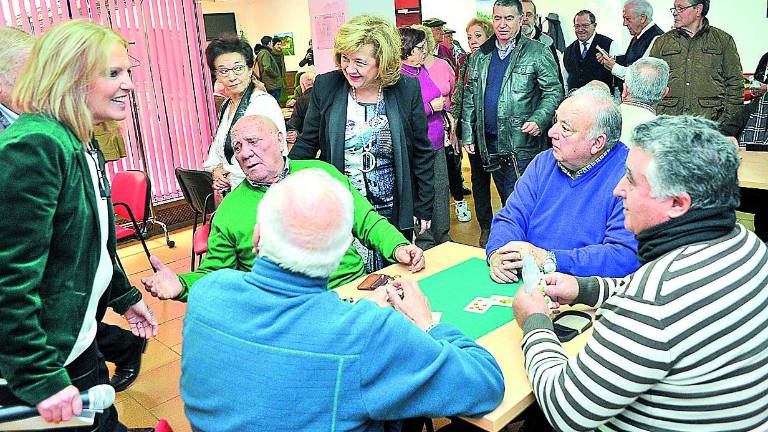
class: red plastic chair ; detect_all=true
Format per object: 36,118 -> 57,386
112,170 -> 153,265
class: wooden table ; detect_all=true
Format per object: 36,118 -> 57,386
335,242 -> 591,432
739,149 -> 768,190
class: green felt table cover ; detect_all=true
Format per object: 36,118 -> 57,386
419,257 -> 522,339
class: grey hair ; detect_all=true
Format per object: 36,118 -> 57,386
570,86 -> 622,149
625,57 -> 669,104
629,116 -> 739,209
624,0 -> 654,20
257,169 -> 354,279
0,27 -> 34,103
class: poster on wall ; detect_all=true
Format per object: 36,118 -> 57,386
309,0 -> 348,74
275,31 -> 295,55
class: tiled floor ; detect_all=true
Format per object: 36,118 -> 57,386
111,159 -> 758,430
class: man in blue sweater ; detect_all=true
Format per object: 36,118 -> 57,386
487,87 -> 639,281
181,169 -> 505,431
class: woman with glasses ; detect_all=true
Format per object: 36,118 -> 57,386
203,36 -> 285,199
289,15 -> 434,270
399,26 -> 452,249
0,20 -> 157,430
412,24 -> 473,226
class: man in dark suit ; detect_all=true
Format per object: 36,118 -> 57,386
563,10 -> 618,93
597,0 -> 664,84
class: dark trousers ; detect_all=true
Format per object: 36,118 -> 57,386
446,146 -> 465,201
467,150 -> 493,230
490,156 -> 531,206
0,342 -> 125,432
739,187 -> 767,240
96,322 -> 141,366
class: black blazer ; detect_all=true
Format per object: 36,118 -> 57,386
289,70 -> 434,230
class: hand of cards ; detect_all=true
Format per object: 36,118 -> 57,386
522,255 -> 553,309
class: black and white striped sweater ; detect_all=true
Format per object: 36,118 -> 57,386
522,224 -> 768,431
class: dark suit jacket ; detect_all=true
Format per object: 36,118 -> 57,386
289,71 -> 434,230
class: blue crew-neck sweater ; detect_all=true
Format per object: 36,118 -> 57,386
483,50 -> 511,143
181,258 -> 504,431
487,145 -> 639,277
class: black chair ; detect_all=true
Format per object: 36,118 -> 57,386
175,168 -> 215,270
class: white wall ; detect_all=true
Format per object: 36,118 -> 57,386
202,0 -> 768,73
420,0 -> 768,72
201,0 -> 312,72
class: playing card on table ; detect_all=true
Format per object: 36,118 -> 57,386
490,295 -> 514,307
464,297 -> 491,314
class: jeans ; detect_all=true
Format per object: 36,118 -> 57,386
489,156 -> 532,206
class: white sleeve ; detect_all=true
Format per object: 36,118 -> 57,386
611,63 -> 628,80
608,40 -> 620,58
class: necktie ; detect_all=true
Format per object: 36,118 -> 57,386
581,41 -> 589,58
630,36 -> 638,46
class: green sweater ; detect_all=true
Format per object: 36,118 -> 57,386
176,160 -> 408,301
0,114 -> 142,404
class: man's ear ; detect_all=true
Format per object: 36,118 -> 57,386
252,222 -> 261,255
667,192 -> 692,219
591,134 -> 607,155
662,86 -> 670,98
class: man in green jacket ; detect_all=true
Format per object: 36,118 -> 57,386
256,36 -> 286,102
650,0 -> 743,128
142,115 -> 425,301
461,0 -> 562,205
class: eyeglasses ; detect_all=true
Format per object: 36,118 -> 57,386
670,4 -> 697,14
214,64 -> 247,77
573,23 -> 594,30
414,43 -> 426,52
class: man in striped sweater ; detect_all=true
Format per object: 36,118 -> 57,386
513,115 -> 768,431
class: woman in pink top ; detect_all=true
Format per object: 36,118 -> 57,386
412,24 -> 472,224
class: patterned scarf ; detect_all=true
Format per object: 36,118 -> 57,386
219,81 -> 257,164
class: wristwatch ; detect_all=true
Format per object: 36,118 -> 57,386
542,250 -> 557,274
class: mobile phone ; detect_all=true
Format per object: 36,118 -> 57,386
356,274 -> 394,291
595,45 -> 609,57
552,310 -> 592,342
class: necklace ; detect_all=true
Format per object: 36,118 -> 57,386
401,65 -> 420,77
351,84 -> 383,105
349,85 -> 384,173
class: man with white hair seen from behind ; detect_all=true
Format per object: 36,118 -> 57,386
0,27 -> 34,131
619,56 -> 669,144
181,168 -> 504,431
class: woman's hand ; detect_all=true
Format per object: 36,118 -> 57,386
212,167 -> 230,192
430,96 -> 446,112
36,385 -> 82,424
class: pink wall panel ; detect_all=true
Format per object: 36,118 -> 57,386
1,0 -> 215,204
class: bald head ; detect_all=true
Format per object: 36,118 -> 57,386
231,115 -> 286,184
299,71 -> 315,92
256,169 -> 354,278
0,27 -> 34,108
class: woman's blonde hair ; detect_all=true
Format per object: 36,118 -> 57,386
13,20 -> 127,144
333,15 -> 401,87
466,17 -> 494,39
410,24 -> 435,57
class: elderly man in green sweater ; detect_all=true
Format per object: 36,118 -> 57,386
142,115 -> 424,301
